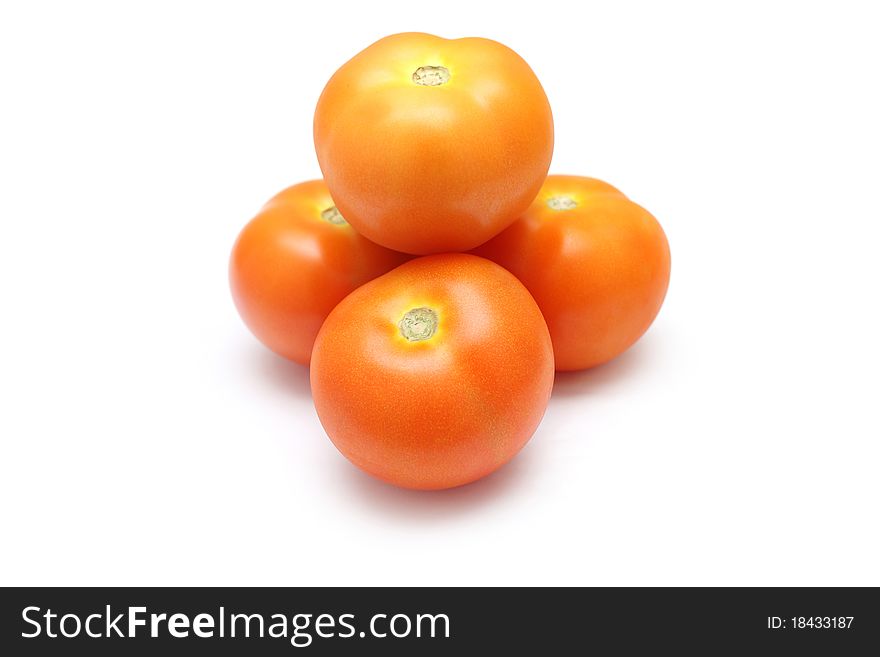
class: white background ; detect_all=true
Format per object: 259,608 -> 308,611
1,0 -> 878,586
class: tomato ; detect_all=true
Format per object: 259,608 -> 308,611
313,32 -> 554,255
229,179 -> 409,365
473,175 -> 671,371
310,254 -> 554,490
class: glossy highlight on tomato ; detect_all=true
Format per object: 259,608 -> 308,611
310,254 -> 554,490
473,175 -> 671,371
314,32 -> 554,255
229,180 -> 409,365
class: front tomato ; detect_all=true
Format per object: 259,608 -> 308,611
229,180 -> 409,365
310,254 -> 554,490
314,32 -> 554,255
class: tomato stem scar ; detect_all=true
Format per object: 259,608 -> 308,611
546,195 -> 578,211
398,307 -> 438,341
320,206 -> 347,225
412,66 -> 450,86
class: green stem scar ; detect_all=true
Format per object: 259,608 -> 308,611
412,66 -> 451,86
546,195 -> 578,211
399,307 -> 439,342
320,206 -> 346,225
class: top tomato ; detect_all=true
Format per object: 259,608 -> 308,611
314,33 -> 554,255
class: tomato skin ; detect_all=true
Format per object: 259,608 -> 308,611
310,254 -> 554,490
473,175 -> 671,371
314,32 -> 554,255
229,180 -> 409,365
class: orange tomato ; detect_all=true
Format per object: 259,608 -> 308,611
473,175 -> 671,371
229,180 -> 409,365
310,254 -> 554,490
313,32 -> 554,255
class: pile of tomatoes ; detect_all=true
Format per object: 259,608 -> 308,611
230,33 -> 670,490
